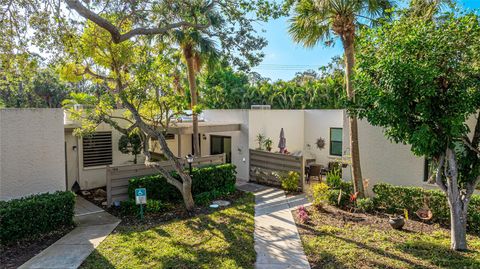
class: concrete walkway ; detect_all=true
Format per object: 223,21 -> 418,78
19,196 -> 120,269
237,182 -> 311,269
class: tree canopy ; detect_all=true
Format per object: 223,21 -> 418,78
354,12 -> 480,250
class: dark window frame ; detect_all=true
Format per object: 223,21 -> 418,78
210,135 -> 232,163
329,128 -> 343,156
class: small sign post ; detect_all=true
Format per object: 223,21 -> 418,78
135,188 -> 147,220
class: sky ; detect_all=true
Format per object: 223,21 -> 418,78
253,0 -> 480,81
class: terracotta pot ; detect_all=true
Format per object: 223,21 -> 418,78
389,216 -> 405,230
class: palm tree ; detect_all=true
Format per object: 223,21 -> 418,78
408,0 -> 452,18
170,28 -> 218,156
288,0 -> 392,198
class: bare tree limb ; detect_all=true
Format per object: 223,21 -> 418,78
65,0 -> 214,43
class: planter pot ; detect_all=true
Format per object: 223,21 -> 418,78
389,216 -> 405,230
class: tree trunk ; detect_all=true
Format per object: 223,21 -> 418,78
444,148 -> 469,250
448,198 -> 468,250
181,181 -> 195,211
120,95 -> 195,211
342,31 -> 365,198
183,45 -> 200,157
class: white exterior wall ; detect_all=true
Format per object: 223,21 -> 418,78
203,110 -> 249,180
304,110 -> 345,166
248,110 -> 305,152
0,109 -> 66,201
66,110 -> 146,190
342,116 -> 425,191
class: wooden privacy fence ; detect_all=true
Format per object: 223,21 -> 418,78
249,149 -> 305,189
106,153 -> 226,207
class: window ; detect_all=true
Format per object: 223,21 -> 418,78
330,128 -> 343,156
210,135 -> 232,163
83,132 -> 112,167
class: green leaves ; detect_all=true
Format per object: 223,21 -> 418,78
354,13 -> 480,158
0,191 -> 76,244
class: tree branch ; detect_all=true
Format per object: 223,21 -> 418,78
435,154 -> 448,193
65,0 -> 214,43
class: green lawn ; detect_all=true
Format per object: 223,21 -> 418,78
81,193 -> 255,269
296,207 -> 480,269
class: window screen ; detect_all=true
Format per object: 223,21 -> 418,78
330,128 -> 343,156
83,132 -> 113,167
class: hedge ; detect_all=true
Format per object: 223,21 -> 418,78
0,191 -> 76,244
372,183 -> 480,233
128,164 -> 237,203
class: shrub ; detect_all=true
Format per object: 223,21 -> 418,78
0,191 -> 75,244
326,168 -> 342,188
327,189 -> 351,208
280,171 -> 300,192
356,198 -> 375,213
372,183 -> 480,233
128,164 -> 237,202
324,173 -> 354,209
311,182 -> 330,207
194,184 -> 237,206
119,199 -> 167,216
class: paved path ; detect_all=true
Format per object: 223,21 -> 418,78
19,196 -> 120,269
237,182 -> 311,269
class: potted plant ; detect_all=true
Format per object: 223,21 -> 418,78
256,134 -> 265,150
264,138 -> 273,152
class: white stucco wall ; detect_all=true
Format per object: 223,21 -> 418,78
0,109 -> 66,201
248,110 -> 305,153
304,110 -> 344,166
342,116 -> 425,192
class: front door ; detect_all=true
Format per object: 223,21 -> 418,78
210,135 -> 232,163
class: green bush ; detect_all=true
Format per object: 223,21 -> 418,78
325,168 -> 342,188
0,191 -> 76,244
119,199 -> 166,216
327,189 -> 351,208
372,183 -> 480,233
311,182 -> 330,207
356,198 -> 375,213
324,174 -> 354,209
128,164 -> 237,202
194,184 -> 236,206
280,171 -> 300,192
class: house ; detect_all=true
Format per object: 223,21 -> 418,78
4,107 -> 471,201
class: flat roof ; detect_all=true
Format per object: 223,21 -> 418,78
64,121 -> 241,134
166,122 -> 241,135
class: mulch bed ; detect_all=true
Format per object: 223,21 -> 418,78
80,188 -> 245,228
294,205 -> 440,234
0,226 -> 74,269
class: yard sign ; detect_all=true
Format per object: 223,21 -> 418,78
135,188 -> 147,205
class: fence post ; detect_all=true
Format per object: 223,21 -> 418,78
300,155 -> 306,192
106,165 -> 112,207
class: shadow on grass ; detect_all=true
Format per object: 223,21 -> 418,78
297,222 -> 428,268
80,249 -> 116,269
396,240 -> 480,269
80,193 -> 256,269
